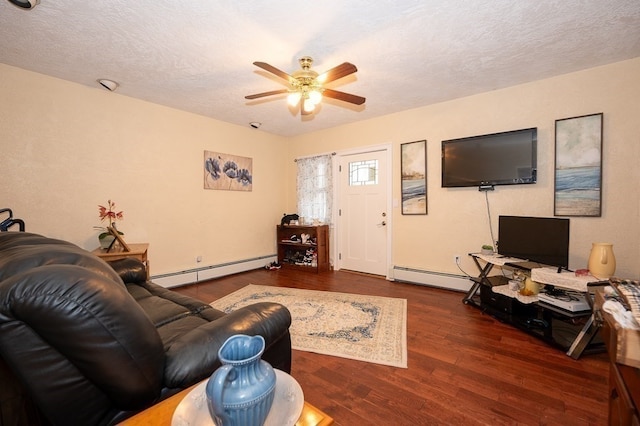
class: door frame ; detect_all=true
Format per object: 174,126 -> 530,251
332,143 -> 393,279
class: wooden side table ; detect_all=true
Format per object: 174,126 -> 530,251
595,290 -> 640,424
118,381 -> 333,425
92,243 -> 149,278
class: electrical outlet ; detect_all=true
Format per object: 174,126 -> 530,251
453,254 -> 461,264
196,255 -> 202,263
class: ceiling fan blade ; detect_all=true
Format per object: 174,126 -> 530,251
318,62 -> 357,84
245,89 -> 289,100
323,88 -> 366,105
253,62 -> 294,83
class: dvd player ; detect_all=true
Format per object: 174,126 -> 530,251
538,291 -> 590,312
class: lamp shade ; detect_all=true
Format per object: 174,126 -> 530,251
287,92 -> 301,107
303,98 -> 315,113
308,89 -> 322,105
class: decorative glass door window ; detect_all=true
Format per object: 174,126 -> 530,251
349,159 -> 378,186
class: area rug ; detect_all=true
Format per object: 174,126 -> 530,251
210,284 -> 407,368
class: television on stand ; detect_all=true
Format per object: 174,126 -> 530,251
497,215 -> 570,271
441,127 -> 537,190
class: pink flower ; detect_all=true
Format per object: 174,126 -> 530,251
98,200 -> 123,227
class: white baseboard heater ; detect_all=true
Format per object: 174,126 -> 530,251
391,266 -> 472,292
151,255 -> 277,288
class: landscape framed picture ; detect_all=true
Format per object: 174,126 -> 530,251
554,113 -> 603,217
400,140 -> 427,215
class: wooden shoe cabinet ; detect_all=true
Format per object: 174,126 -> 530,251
276,224 -> 329,272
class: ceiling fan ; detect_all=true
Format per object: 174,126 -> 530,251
245,56 -> 365,116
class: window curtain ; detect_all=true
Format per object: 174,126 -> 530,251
296,154 -> 333,224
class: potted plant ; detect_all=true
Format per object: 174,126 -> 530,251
481,244 -> 494,255
94,200 -> 124,249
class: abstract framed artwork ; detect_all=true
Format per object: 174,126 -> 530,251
204,151 -> 253,191
400,140 -> 427,215
554,113 -> 603,217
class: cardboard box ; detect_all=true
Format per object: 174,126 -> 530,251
596,290 -> 640,368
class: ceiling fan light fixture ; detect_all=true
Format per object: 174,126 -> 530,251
8,0 -> 39,9
308,89 -> 323,105
287,91 -> 301,107
303,98 -> 315,113
246,56 -> 364,117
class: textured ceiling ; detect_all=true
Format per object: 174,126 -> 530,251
1,1 -> 639,137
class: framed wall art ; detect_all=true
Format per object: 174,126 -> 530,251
400,140 -> 427,215
554,113 -> 603,217
204,151 -> 253,191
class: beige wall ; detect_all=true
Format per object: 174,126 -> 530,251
288,58 -> 640,279
2,58 -> 639,280
0,64 -> 287,276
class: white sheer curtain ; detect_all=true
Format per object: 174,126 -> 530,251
296,154 -> 333,224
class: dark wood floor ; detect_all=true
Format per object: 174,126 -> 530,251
172,268 -> 609,426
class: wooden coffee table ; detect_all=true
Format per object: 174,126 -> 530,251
119,381 -> 333,426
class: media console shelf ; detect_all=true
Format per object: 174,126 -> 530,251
463,253 -> 607,359
276,224 -> 329,273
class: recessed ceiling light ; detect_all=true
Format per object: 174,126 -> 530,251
97,79 -> 119,92
249,122 -> 262,129
8,0 -> 40,9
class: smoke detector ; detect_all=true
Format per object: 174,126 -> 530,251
97,79 -> 119,92
8,0 -> 40,9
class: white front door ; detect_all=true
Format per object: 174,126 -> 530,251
337,149 -> 390,276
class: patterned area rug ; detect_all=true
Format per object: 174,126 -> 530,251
210,284 -> 407,368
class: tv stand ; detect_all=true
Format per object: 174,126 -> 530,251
463,253 -> 606,359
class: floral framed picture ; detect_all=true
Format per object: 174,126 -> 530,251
400,140 -> 427,215
554,113 -> 603,217
204,151 -> 253,191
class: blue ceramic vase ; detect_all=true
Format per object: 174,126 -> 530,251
206,334 -> 276,426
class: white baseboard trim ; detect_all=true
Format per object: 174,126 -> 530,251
151,255 -> 277,288
152,272 -> 198,288
391,265 -> 472,292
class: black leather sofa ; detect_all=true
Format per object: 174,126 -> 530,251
0,232 -> 292,426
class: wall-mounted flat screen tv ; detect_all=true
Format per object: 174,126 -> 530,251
441,128 -> 537,188
498,215 -> 570,269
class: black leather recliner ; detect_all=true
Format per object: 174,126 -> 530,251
0,232 -> 292,426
